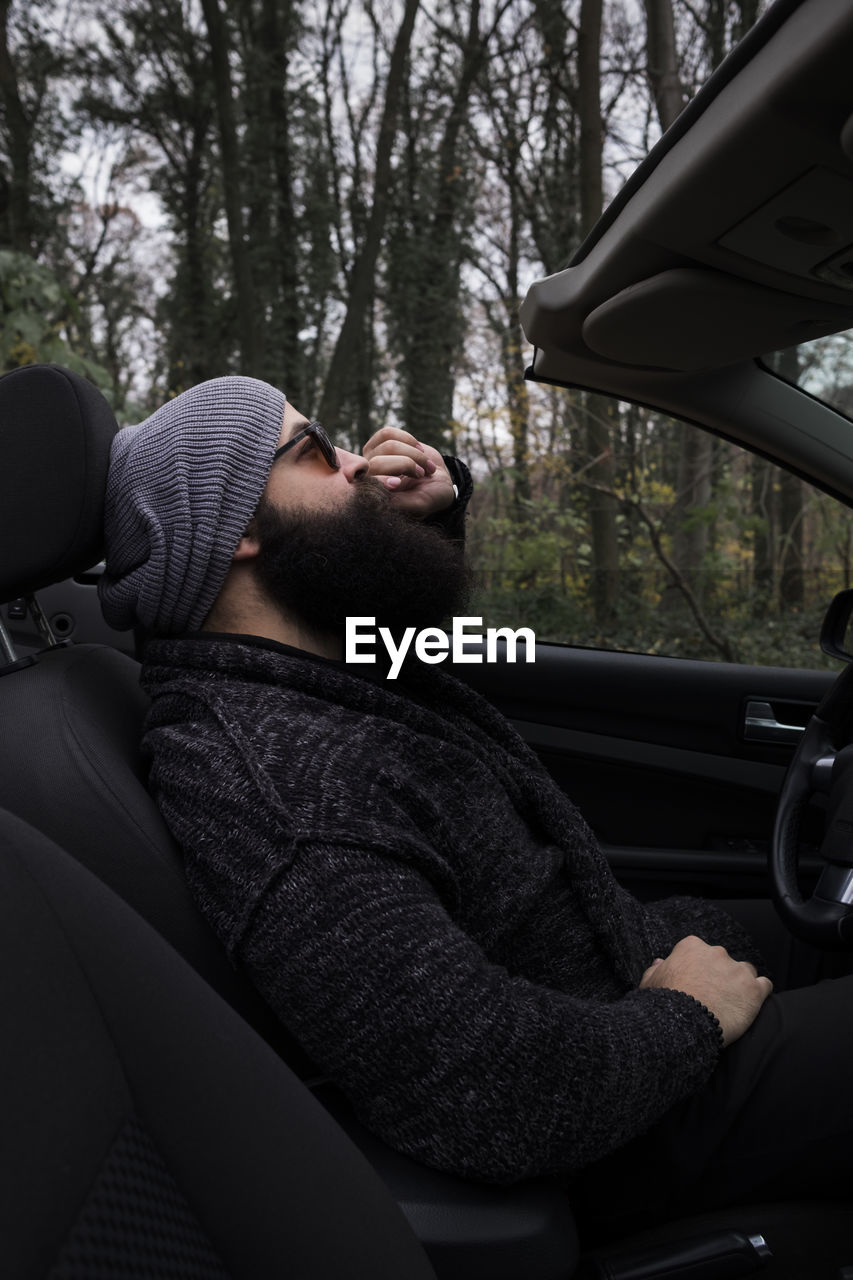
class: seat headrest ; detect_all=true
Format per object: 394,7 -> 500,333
0,364 -> 118,603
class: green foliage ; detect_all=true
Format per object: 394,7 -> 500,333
465,398 -> 853,671
0,250 -> 111,389
469,568 -> 842,671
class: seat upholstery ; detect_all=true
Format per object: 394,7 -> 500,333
0,364 -> 116,602
0,806 -> 436,1280
0,639 -> 306,1060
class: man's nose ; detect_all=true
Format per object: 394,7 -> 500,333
336,447 -> 369,481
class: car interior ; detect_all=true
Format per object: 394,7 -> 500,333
4,0 -> 853,1274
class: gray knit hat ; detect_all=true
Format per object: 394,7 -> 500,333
99,376 -> 285,634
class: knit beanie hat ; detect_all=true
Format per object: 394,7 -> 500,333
99,376 -> 285,635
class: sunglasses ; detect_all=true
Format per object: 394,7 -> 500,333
272,420 -> 340,471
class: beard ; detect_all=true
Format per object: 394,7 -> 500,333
251,477 -> 472,640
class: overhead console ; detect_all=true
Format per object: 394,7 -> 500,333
719,166 -> 853,292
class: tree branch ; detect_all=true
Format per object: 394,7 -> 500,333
583,473 -> 738,662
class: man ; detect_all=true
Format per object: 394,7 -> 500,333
100,376 -> 849,1235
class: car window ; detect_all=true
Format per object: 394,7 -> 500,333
765,332 -> 853,420
465,396 -> 850,671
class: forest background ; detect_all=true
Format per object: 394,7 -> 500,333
1,0 -> 850,667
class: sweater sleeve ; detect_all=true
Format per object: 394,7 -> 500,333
239,838 -> 722,1183
424,455 -> 473,541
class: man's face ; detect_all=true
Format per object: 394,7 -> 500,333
250,474 -> 471,643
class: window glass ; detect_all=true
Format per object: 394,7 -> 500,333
465,397 -> 851,670
766,334 -> 853,418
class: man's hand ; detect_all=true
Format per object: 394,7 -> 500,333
362,427 -> 455,520
639,935 -> 773,1047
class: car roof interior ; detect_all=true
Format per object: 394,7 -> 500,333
520,0 -> 853,504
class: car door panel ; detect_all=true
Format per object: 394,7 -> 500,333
453,643 -> 835,899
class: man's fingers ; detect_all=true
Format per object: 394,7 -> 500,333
639,957 -> 664,987
362,436 -> 451,514
363,432 -> 433,469
363,432 -> 439,474
366,453 -> 433,479
365,440 -> 436,468
363,426 -> 422,452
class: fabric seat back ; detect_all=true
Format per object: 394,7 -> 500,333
0,807 -> 436,1280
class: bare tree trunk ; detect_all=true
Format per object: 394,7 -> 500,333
577,0 -> 603,243
643,0 -> 686,131
200,0 -> 259,375
674,429 -> 713,604
240,0 -> 304,399
774,347 -> 804,609
644,0 -> 712,602
402,0 -> 492,445
502,106 -> 530,511
750,455 -> 774,619
778,470 -> 805,609
733,0 -> 761,46
0,0 -> 32,251
704,0 -> 727,72
265,0 -> 303,402
529,0 -> 577,274
578,0 -> 619,623
171,131 -> 217,391
583,395 -> 621,624
319,0 -> 420,434
354,292 -> 375,447
502,326 -> 531,512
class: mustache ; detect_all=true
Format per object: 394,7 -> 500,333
353,473 -> 393,502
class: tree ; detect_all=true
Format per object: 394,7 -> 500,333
81,1 -> 233,391
236,0 -> 306,401
318,0 -> 420,437
0,248 -> 109,386
643,0 -> 685,132
200,0 -> 259,374
388,0 -> 506,447
0,0 -> 79,256
0,0 -> 33,251
577,0 -> 620,624
471,3 -> 541,512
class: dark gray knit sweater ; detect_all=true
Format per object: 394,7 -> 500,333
141,634 -> 762,1183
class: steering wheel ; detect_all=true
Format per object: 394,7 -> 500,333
772,662 -> 853,947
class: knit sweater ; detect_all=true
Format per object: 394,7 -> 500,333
141,634 -> 763,1184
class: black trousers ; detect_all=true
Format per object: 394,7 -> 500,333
574,900 -> 853,1238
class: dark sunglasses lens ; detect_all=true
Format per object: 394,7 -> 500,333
313,424 -> 339,468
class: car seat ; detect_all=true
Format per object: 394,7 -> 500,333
0,804 -> 437,1280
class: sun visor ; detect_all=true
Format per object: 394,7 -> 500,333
580,268 -> 853,371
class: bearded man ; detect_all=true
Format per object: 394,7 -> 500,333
101,375 -> 853,1236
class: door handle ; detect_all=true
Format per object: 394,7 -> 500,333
743,700 -> 805,744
